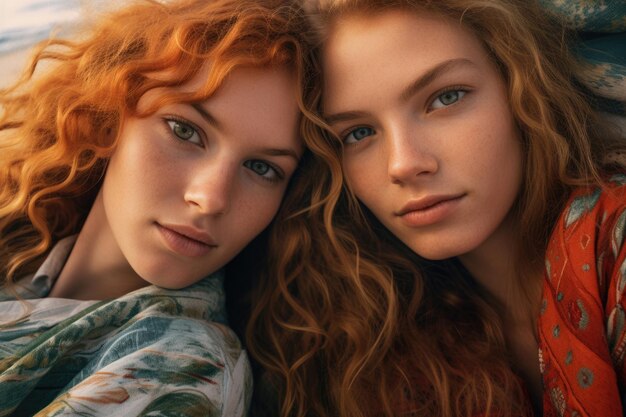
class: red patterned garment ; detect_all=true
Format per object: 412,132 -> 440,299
539,174 -> 626,417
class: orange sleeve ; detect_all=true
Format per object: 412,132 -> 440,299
539,175 -> 626,417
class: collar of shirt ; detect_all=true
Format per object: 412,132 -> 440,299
6,235 -> 77,300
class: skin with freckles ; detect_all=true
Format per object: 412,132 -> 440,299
247,1 -> 626,416
0,1 -> 325,414
49,66 -> 301,300
322,9 -> 544,407
323,10 -> 523,267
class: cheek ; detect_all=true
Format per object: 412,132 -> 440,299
103,139 -> 178,225
468,121 -> 523,207
489,123 -> 522,176
237,186 -> 285,234
463,106 -> 521,170
343,153 -> 382,207
119,137 -> 179,191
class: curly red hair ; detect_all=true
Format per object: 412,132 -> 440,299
0,0 -> 323,285
247,1 -> 625,416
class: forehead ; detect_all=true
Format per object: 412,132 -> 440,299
201,65 -> 301,138
322,9 -> 492,109
140,62 -> 297,105
134,64 -> 302,150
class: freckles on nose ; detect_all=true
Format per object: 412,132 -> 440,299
386,136 -> 439,181
183,163 -> 237,213
387,138 -> 413,177
186,184 -> 230,215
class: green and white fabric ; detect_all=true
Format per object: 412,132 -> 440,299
0,237 -> 251,417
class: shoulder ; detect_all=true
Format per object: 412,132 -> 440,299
546,175 -> 626,306
560,174 -> 626,235
538,176 -> 626,415
96,307 -> 247,377
548,174 -> 626,302
48,315 -> 251,417
141,313 -> 246,365
557,173 -> 626,260
123,315 -> 251,410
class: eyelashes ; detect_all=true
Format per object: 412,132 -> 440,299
428,87 -> 468,111
165,117 -> 204,146
343,126 -> 376,144
339,86 -> 470,145
162,115 -> 284,183
243,160 -> 283,183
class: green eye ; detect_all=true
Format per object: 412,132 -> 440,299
173,122 -> 194,139
430,89 -> 467,110
166,119 -> 202,145
440,91 -> 460,105
244,159 -> 281,182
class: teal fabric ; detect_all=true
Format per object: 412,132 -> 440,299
539,1 -> 626,32
0,272 -> 252,417
540,0 -> 626,122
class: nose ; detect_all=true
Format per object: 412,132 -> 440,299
386,124 -> 438,184
183,158 -> 235,216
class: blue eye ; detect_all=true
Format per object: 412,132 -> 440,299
244,159 -> 282,182
344,126 -> 375,144
166,119 -> 202,145
430,89 -> 467,110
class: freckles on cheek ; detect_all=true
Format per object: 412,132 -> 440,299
462,122 -> 500,165
132,139 -> 179,179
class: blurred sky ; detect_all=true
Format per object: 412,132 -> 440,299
0,0 -> 117,54
0,0 -> 116,86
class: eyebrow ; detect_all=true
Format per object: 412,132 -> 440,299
191,103 -> 222,131
399,58 -> 475,102
324,110 -> 371,125
259,148 -> 300,163
324,58 -> 476,125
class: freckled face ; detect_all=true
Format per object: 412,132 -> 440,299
98,65 -> 302,288
323,10 -> 523,261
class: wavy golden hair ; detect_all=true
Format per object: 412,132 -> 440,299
247,1 -> 625,416
0,0 -> 324,286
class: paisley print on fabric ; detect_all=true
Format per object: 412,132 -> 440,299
538,181 -> 626,417
0,272 -> 252,417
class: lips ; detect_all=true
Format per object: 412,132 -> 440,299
396,194 -> 465,216
156,223 -> 217,257
395,194 -> 465,227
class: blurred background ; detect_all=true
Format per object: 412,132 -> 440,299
0,0 -> 109,87
0,0 -> 624,135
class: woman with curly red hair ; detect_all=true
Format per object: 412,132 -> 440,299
0,0 -> 326,415
247,1 -> 626,416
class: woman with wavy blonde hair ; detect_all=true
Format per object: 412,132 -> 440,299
247,0 -> 626,416
0,0 -> 328,415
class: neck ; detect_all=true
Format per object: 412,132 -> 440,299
459,215 -> 544,412
49,191 -> 148,300
458,216 -> 517,304
458,215 -> 540,322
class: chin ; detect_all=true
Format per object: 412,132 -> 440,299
132,257 -> 217,289
132,260 -> 197,290
415,251 -> 456,261
408,241 -> 469,261
142,276 -> 196,290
